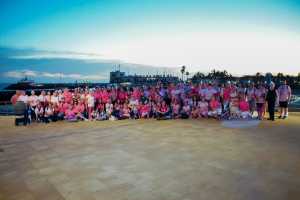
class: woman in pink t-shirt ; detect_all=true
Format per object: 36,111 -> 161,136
239,97 -> 251,119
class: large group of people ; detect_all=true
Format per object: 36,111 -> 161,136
11,80 -> 292,125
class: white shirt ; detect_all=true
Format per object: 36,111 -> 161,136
205,88 -> 217,101
51,96 -> 59,105
38,95 -> 46,102
17,95 -> 28,103
87,94 -> 95,107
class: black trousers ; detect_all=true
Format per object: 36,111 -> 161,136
268,102 -> 275,120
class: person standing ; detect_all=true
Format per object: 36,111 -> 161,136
266,82 -> 278,121
255,84 -> 266,120
277,80 -> 292,119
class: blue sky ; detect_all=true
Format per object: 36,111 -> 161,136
0,0 -> 300,82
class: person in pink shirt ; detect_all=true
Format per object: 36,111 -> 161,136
208,96 -> 222,118
255,84 -> 266,120
63,88 -> 73,104
277,80 -> 292,119
73,101 -> 86,120
64,105 -> 77,121
140,102 -> 150,118
101,89 -> 110,104
221,83 -> 231,111
239,97 -> 251,119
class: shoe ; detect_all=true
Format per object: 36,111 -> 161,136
283,116 -> 287,119
278,116 -> 282,119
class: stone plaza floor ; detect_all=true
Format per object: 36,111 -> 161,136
0,114 -> 300,200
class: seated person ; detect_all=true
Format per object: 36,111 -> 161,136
180,101 -> 191,119
208,96 -> 222,118
171,101 -> 180,119
56,101 -> 66,120
73,101 -> 87,120
105,101 -> 114,118
198,98 -> 208,118
229,96 -> 240,119
122,104 -> 131,119
130,104 -> 140,119
34,103 -> 44,122
239,97 -> 252,119
64,105 -> 77,122
157,101 -> 171,120
140,102 -> 150,118
95,106 -> 108,121
111,103 -> 121,120
191,106 -> 200,119
44,104 -> 54,123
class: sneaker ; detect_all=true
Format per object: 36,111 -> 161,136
283,116 -> 287,119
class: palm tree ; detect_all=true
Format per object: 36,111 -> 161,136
180,65 -> 186,81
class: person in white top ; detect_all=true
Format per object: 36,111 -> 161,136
45,91 -> 51,105
50,91 -> 59,105
87,90 -> 95,119
58,90 -> 64,102
205,84 -> 217,101
277,80 -> 292,119
38,90 -> 46,106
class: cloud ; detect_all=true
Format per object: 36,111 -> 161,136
2,70 -> 106,81
0,46 -> 104,60
3,70 -> 37,78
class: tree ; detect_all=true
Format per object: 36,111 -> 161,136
180,65 -> 186,81
185,71 -> 190,81
191,72 -> 205,83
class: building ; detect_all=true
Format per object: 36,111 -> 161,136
110,70 -> 179,85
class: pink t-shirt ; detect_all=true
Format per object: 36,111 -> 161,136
210,100 -> 220,110
64,92 -> 73,104
239,101 -> 249,112
278,85 -> 291,102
